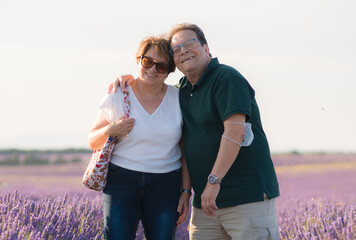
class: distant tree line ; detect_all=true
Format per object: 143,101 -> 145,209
0,148 -> 91,155
0,149 -> 90,166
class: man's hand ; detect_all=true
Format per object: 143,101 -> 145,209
176,192 -> 191,226
201,183 -> 220,217
108,75 -> 136,94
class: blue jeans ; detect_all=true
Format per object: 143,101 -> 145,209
103,162 -> 181,240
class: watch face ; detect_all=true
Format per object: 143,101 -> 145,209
208,175 -> 217,184
208,174 -> 222,184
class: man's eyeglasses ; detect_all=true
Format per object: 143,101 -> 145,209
140,56 -> 170,74
169,38 -> 202,56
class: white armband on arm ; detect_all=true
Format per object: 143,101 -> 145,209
221,134 -> 242,147
223,122 -> 254,147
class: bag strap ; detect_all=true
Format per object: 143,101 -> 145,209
123,90 -> 131,118
108,90 -> 131,142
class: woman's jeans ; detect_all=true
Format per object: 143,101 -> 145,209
103,162 -> 181,240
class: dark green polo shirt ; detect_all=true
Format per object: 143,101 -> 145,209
179,58 -> 279,209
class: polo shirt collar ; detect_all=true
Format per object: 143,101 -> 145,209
180,58 -> 220,90
194,57 -> 219,88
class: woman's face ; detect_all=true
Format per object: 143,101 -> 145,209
137,47 -> 169,86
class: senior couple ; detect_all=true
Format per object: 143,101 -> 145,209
89,23 -> 280,240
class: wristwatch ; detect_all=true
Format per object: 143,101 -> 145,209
208,174 -> 222,184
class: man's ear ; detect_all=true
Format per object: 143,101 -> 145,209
204,44 -> 211,58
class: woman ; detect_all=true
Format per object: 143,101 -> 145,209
88,36 -> 191,240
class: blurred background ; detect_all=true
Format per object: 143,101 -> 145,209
1,0 -> 355,153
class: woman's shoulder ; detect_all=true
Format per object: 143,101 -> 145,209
167,84 -> 179,93
100,86 -> 129,108
166,84 -> 179,98
164,85 -> 179,107
110,86 -> 132,99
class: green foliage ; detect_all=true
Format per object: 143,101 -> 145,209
23,153 -> 49,165
70,157 -> 81,163
0,149 -> 90,166
0,153 -> 20,165
290,150 -> 301,155
54,155 -> 67,165
0,148 -> 92,155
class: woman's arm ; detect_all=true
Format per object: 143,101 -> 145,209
180,138 -> 191,191
176,137 -> 192,226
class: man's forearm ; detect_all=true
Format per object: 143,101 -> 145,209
210,135 -> 241,179
210,114 -> 246,180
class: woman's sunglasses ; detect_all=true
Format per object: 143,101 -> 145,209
140,56 -> 169,74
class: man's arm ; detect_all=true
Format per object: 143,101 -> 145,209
200,113 -> 245,216
107,75 -> 136,94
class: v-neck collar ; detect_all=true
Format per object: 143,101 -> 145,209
129,85 -> 168,117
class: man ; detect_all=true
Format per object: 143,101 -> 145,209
112,23 -> 280,240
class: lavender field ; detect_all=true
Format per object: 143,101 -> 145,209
1,154 -> 356,239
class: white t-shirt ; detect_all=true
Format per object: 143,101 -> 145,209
99,85 -> 182,173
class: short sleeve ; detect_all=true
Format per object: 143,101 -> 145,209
99,92 -> 125,123
213,68 -> 254,122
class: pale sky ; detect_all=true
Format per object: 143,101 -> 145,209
1,0 -> 355,153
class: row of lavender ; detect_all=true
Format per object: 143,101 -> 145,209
272,153 -> 356,166
1,153 -> 356,239
1,191 -> 355,239
1,152 -> 355,167
278,197 -> 355,240
0,191 -> 188,240
1,192 -> 101,240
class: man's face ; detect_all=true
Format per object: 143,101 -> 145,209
170,30 -> 209,76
